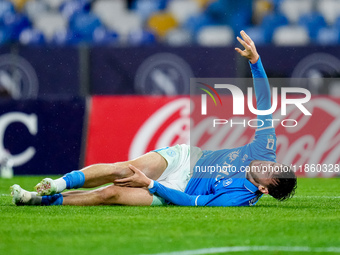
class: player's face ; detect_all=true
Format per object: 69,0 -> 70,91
249,160 -> 283,187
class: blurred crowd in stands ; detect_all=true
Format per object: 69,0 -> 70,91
1,0 -> 340,46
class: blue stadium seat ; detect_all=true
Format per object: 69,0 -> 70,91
244,26 -> 269,45
127,29 -> 156,46
51,29 -> 78,45
334,16 -> 340,29
2,13 -> 31,41
69,12 -> 102,42
0,26 -> 10,45
298,12 -> 327,41
133,0 -> 166,22
204,0 -> 253,33
316,27 -> 340,45
92,26 -> 119,45
183,13 -> 214,36
260,13 -> 289,43
132,0 -> 168,11
0,0 -> 15,18
19,28 -> 45,45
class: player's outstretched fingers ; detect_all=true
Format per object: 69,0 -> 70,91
240,30 -> 252,44
236,36 -> 249,49
235,47 -> 244,55
236,30 -> 259,64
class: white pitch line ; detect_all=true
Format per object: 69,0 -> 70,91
142,246 -> 340,255
295,196 -> 340,199
261,195 -> 340,199
1,194 -> 10,197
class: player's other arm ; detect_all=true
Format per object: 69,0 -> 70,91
235,30 -> 273,129
149,181 -> 237,206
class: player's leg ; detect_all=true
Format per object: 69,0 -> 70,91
61,185 -> 153,206
34,151 -> 167,195
12,184 -> 153,206
82,151 -> 167,187
59,190 -> 89,197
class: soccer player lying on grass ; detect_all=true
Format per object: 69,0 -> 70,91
11,31 -> 297,207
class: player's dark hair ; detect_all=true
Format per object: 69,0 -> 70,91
267,165 -> 297,201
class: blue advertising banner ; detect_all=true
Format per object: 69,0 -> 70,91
0,98 -> 85,175
90,46 -> 237,95
89,45 -> 340,95
0,46 -> 10,55
257,45 -> 340,78
0,46 -> 80,99
18,46 -> 80,98
256,45 -> 340,95
1,45 -> 339,98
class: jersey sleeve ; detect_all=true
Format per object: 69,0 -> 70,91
248,57 -> 277,161
149,181 -> 236,207
250,57 -> 275,133
149,181 -> 197,206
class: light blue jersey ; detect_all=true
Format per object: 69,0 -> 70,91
149,57 -> 277,206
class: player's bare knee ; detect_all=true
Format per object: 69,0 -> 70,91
99,185 -> 120,203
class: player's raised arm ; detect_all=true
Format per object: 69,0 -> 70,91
235,30 -> 274,130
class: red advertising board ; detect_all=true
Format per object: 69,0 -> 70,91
85,96 -> 189,165
85,96 -> 340,177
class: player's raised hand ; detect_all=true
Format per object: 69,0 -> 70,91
235,30 -> 259,64
114,164 -> 152,188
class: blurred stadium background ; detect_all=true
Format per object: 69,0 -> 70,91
3,0 -> 340,47
0,0 -> 339,178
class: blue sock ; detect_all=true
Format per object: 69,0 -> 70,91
62,171 -> 85,189
41,194 -> 63,206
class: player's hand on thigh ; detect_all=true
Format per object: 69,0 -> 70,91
235,30 -> 259,64
114,164 -> 152,188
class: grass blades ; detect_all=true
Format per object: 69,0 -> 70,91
0,176 -> 339,255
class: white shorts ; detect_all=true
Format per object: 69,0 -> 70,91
151,144 -> 202,206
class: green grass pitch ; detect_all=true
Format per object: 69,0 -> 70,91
0,176 -> 339,255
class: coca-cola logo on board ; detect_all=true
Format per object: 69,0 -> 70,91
129,98 -> 190,159
129,97 -> 340,177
